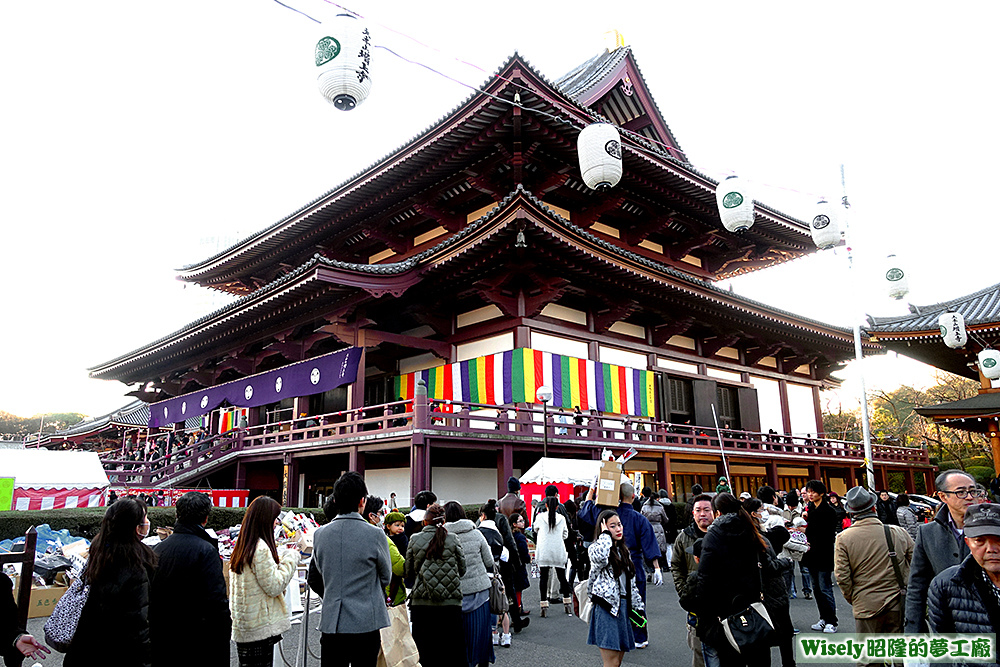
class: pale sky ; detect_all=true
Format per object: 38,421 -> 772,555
2,1 -> 997,419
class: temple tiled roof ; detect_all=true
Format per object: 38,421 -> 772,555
93,185 -> 865,381
867,282 -> 1000,335
177,51 -> 808,286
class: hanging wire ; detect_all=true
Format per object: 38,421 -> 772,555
273,0 -> 831,201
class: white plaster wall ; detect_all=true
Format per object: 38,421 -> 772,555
432,467 -> 504,504
751,376 -> 784,435
787,383 -> 819,437
365,468 -> 412,507
531,332 -> 589,359
598,345 -> 647,369
456,332 -> 514,361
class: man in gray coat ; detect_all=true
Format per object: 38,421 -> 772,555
905,469 -> 985,632
309,471 -> 392,666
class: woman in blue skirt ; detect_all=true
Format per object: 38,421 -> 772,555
587,509 -> 644,667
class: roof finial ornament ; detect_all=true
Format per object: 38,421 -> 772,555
603,30 -> 625,52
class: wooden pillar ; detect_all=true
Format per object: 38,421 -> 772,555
925,469 -> 935,493
235,460 -> 247,488
766,460 -> 779,489
349,446 -> 365,475
658,452 -> 673,498
410,442 -> 425,500
991,432 -> 1000,479
286,456 -> 300,508
903,468 -> 915,493
811,461 -> 822,483
498,443 -> 514,497
514,326 -> 530,350
351,328 -> 367,409
874,466 -> 887,491
811,386 -> 824,437
778,379 -> 792,435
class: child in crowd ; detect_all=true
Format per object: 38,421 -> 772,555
385,511 -> 408,555
781,517 -> 810,599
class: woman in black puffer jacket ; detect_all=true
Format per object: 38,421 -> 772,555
696,493 -> 772,667
66,497 -> 156,667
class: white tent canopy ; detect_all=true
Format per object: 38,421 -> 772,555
1,449 -> 109,489
519,457 -> 629,487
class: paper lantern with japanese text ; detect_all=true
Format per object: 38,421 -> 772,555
810,199 -> 842,250
715,175 -> 755,233
885,254 -> 909,301
577,123 -> 622,190
980,349 -> 1000,380
316,14 -> 372,111
938,311 -> 967,349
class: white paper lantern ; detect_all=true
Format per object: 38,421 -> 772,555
577,123 -> 622,190
316,14 -> 372,111
980,349 -> 1000,380
938,311 -> 967,349
885,254 -> 909,301
715,175 -> 755,233
810,199 -> 842,250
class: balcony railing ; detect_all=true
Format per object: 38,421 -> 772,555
101,396 -> 930,487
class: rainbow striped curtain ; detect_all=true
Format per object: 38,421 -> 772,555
394,348 -> 655,417
219,407 -> 248,434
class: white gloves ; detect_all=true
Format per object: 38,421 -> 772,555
652,568 -> 663,586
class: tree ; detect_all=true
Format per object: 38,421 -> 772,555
821,373 -> 991,467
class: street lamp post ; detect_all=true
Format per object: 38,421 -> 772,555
537,385 -> 553,457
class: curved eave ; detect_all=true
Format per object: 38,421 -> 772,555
419,187 -> 866,352
178,51 -> 811,287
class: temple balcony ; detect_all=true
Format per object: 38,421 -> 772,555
100,393 -> 931,491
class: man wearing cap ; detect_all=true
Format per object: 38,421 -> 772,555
906,469 -> 985,633
834,486 -> 914,640
672,494 -> 715,667
927,503 -> 1000,636
498,476 -> 527,519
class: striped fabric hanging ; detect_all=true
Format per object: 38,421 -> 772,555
394,348 -> 654,417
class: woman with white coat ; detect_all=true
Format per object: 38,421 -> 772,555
533,495 -> 571,616
228,496 -> 300,667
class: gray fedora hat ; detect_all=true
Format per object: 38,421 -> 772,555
844,486 -> 876,514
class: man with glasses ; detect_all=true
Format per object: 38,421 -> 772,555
905,469 -> 986,632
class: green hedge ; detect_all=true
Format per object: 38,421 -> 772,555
967,466 -> 995,487
0,506 -> 327,542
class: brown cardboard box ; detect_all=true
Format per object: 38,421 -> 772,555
596,460 -> 623,506
12,576 -> 68,618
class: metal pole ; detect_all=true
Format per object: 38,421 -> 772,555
711,404 -> 731,484
841,164 -> 875,490
542,400 -> 548,457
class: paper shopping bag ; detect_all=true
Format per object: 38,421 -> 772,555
377,604 -> 421,667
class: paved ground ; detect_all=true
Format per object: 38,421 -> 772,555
26,567 -> 858,666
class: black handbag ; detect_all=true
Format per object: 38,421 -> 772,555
719,555 -> 775,654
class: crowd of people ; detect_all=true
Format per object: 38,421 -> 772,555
3,469 -> 1000,667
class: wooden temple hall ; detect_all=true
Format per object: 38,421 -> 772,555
89,46 -> 932,507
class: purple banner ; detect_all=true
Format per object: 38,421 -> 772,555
148,347 -> 362,428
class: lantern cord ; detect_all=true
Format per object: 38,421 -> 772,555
273,0 -> 321,23
278,0 -> 828,198
278,0 -> 688,160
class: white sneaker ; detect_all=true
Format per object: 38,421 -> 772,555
810,620 -> 826,631
500,633 -> 512,647
635,641 -> 649,649
492,631 -> 500,646
823,624 -> 837,634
